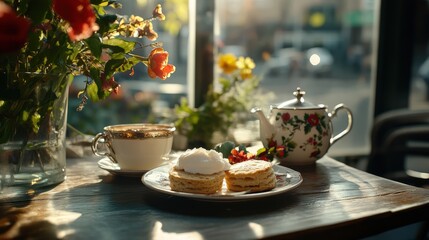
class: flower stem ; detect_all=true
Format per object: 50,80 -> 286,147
127,53 -> 149,63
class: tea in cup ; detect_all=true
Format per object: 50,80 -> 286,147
91,123 -> 175,171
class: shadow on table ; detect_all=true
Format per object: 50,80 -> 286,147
0,159 -> 341,239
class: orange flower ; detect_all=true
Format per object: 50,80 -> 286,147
52,0 -> 99,41
0,2 -> 30,53
147,48 -> 176,80
218,53 -> 237,74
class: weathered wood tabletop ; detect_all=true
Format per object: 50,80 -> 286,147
1,155 -> 429,240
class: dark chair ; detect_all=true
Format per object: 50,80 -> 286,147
367,108 -> 429,187
366,109 -> 429,240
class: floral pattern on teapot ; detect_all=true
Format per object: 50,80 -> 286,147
252,87 -> 353,165
269,111 -> 331,160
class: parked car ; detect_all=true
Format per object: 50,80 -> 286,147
264,48 -> 303,77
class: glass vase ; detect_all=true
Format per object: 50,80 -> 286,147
0,73 -> 72,199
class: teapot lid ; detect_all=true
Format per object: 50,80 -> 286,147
274,87 -> 325,109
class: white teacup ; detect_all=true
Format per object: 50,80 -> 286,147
91,123 -> 175,171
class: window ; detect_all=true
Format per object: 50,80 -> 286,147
67,0 -> 429,160
67,0 -> 189,135
215,0 -> 378,157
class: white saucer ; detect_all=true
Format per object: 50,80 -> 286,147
97,157 -> 148,177
97,153 -> 180,177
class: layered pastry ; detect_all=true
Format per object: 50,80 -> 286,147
225,160 -> 276,192
169,148 -> 231,194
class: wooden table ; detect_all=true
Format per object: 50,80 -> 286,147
1,155 -> 429,240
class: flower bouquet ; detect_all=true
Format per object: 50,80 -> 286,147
0,0 -> 175,192
174,53 -> 270,148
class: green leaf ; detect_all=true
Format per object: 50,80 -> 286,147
22,110 -> 29,122
304,124 -> 312,134
102,39 -> 136,53
316,125 -> 322,134
91,0 -> 109,5
117,56 -> 140,73
104,59 -> 124,77
40,89 -> 59,106
218,77 -> 231,89
85,36 -> 102,59
31,112 -> 41,133
86,82 -> 101,102
26,0 -> 52,24
87,68 -> 110,100
256,147 -> 267,156
89,68 -> 101,85
237,144 -> 248,153
214,141 -> 235,157
101,14 -> 118,23
320,116 -> 327,129
26,30 -> 42,53
16,0 -> 29,14
304,114 -> 309,122
97,14 -> 118,35
92,5 -> 106,16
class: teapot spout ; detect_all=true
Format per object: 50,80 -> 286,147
251,107 -> 275,142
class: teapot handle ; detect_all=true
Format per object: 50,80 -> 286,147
329,104 -> 353,145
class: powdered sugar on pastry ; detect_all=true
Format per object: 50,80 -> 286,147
175,147 -> 230,174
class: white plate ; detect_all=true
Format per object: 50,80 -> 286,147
142,163 -> 303,201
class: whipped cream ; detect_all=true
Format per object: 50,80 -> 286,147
175,148 -> 230,174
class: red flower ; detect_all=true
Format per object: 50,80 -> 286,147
101,74 -> 120,94
147,48 -> 176,80
228,149 -> 255,164
276,146 -> 286,158
281,112 -> 290,123
307,114 -> 319,126
52,0 -> 99,41
267,138 -> 277,148
0,2 -> 31,53
307,137 -> 317,145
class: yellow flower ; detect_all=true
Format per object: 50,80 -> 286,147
218,53 -> 237,74
129,15 -> 145,28
240,68 -> 253,80
236,57 -> 255,79
236,56 -> 255,70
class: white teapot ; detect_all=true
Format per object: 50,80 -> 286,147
251,88 -> 353,165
